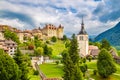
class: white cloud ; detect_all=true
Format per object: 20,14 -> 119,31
0,18 -> 24,29
0,0 -> 119,36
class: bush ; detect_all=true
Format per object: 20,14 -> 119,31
87,55 -> 92,62
80,64 -> 88,76
34,70 -> 39,75
28,44 -> 34,50
46,40 -> 50,44
51,36 -> 57,42
93,70 -> 97,75
55,60 -> 59,65
82,58 -> 86,63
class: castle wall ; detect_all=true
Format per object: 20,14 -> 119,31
41,24 -> 64,38
57,28 -> 64,38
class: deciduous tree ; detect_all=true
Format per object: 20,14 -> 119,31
97,49 -> 116,78
14,48 -> 30,80
0,49 -> 21,80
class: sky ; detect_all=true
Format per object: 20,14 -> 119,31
0,0 -> 120,37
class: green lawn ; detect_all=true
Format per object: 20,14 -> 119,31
39,63 -> 63,78
39,60 -> 120,80
86,60 -> 120,80
48,40 -> 66,56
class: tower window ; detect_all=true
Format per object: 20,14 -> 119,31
79,36 -> 83,40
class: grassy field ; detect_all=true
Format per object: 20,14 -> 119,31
86,60 -> 120,80
39,63 -> 63,78
48,40 -> 66,56
39,60 -> 120,80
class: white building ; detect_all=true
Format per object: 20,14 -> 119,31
77,18 -> 89,57
4,40 -> 17,57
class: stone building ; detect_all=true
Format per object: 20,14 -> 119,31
32,28 -> 43,39
42,24 -> 64,39
16,24 -> 64,43
77,18 -> 89,57
0,40 -> 17,57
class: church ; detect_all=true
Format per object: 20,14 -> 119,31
77,18 -> 101,58
77,18 -> 89,57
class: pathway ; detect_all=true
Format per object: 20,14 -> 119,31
35,62 -> 46,80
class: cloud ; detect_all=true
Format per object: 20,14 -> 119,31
93,0 -> 120,23
0,10 -> 34,26
0,18 -> 24,29
0,0 -> 120,37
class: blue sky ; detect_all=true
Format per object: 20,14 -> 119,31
0,0 -> 120,37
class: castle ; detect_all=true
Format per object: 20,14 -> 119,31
0,24 -> 64,42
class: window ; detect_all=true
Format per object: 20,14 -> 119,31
79,36 -> 83,40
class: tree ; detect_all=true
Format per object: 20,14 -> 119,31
97,49 -> 116,78
82,58 -> 86,63
51,36 -> 57,42
65,39 -> 70,48
101,39 -> 111,50
34,47 -> 44,56
0,49 -> 21,80
14,48 -> 30,80
28,44 -> 34,50
80,64 -> 87,76
69,34 -> 80,64
62,34 -> 83,80
87,55 -> 92,62
34,36 -> 43,48
44,45 -> 53,57
4,29 -> 20,44
94,42 -> 101,49
62,50 -> 75,80
63,35 -> 67,41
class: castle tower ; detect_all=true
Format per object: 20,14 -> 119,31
57,24 -> 64,38
77,17 -> 89,57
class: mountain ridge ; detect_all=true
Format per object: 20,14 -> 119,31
95,22 -> 120,46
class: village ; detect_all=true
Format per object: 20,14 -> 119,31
0,19 -> 120,80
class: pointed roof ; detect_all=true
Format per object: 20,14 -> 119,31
78,17 -> 87,35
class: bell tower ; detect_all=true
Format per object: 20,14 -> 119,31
77,17 -> 89,57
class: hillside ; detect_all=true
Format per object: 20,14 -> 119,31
95,22 -> 120,46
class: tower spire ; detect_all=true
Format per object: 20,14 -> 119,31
78,17 -> 87,35
81,16 -> 84,25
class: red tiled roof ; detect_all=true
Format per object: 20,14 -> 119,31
89,45 -> 98,50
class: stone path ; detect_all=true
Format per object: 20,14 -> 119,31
34,62 -> 46,80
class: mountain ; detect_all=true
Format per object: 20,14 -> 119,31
94,22 -> 120,46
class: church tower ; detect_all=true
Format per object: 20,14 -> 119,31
77,17 -> 89,57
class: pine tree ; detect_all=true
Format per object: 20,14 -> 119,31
62,34 -> 83,80
97,49 -> 116,78
69,34 -> 80,64
62,51 -> 75,80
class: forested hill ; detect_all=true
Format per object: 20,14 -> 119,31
95,22 -> 120,46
